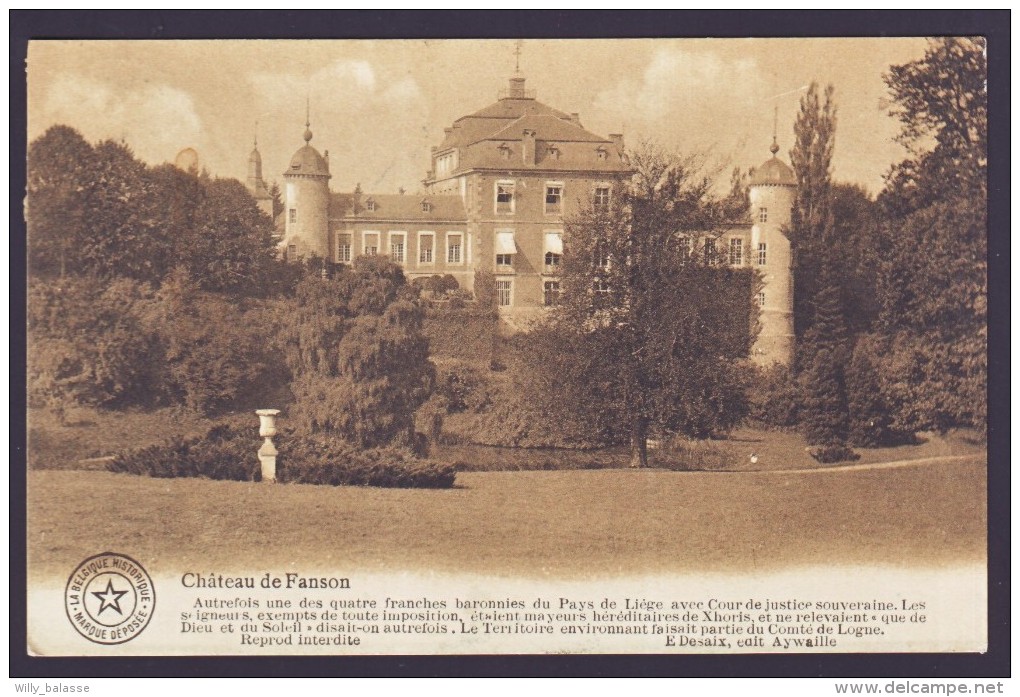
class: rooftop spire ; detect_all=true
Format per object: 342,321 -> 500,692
253,120 -> 258,150
514,39 -> 523,75
303,97 -> 313,143
770,105 -> 780,155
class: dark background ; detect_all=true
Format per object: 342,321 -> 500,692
10,9 -> 1010,678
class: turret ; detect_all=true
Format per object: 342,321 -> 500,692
748,138 -> 796,366
282,116 -> 331,260
246,136 -> 274,218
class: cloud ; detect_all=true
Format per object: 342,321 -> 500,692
250,58 -> 422,110
40,74 -> 204,164
592,46 -> 770,156
250,58 -> 428,192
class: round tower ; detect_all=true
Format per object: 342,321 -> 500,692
282,118 -> 331,260
246,137 -> 274,219
748,139 -> 796,366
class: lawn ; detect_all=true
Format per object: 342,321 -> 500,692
27,454 -> 986,581
27,405 -> 986,474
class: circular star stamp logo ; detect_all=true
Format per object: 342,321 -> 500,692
64,552 -> 155,645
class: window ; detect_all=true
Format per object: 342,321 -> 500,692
447,233 -> 463,264
365,198 -> 377,212
337,234 -> 352,263
544,281 -> 561,306
594,279 -> 611,301
421,200 -> 433,213
363,232 -> 379,257
729,238 -> 743,266
759,207 -> 768,223
498,143 -> 511,161
496,279 -> 513,308
757,242 -> 767,266
704,237 -> 718,266
596,146 -> 607,161
390,232 -> 405,263
677,236 -> 691,264
287,243 -> 297,258
545,183 -> 563,215
544,231 -> 563,270
594,247 -> 610,270
758,291 -> 766,307
288,208 -> 297,224
547,145 -> 560,160
419,232 -> 434,264
593,186 -> 611,210
495,230 -> 517,268
495,182 -> 514,214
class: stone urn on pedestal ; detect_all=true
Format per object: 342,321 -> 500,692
256,409 -> 281,483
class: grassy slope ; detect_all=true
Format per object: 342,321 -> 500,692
29,406 -> 985,473
27,455 -> 986,580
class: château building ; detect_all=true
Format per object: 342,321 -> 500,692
245,73 -> 795,365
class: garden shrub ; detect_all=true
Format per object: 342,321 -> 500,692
281,436 -> 455,488
108,425 -> 456,489
807,444 -> 860,464
423,307 -> 498,362
746,364 -> 801,428
655,437 -> 732,471
28,276 -> 165,410
159,272 -> 290,415
434,361 -> 493,413
108,425 -> 258,481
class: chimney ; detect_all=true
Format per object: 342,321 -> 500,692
570,112 -> 581,125
522,129 -> 537,166
609,133 -> 624,153
444,127 -> 452,137
508,76 -> 526,98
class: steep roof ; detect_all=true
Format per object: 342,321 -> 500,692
286,144 -> 330,177
483,112 -> 606,145
434,78 -> 632,175
330,193 -> 466,222
749,156 -> 796,187
431,76 -> 631,175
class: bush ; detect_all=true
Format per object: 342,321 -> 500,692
434,361 -> 493,413
108,425 -> 456,489
281,437 -> 455,488
655,437 -> 732,471
28,277 -> 165,410
159,271 -> 290,415
746,364 -> 801,428
423,307 -> 498,362
108,425 -> 259,481
807,444 -> 860,464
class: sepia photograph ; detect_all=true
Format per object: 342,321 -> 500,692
17,19 -> 998,672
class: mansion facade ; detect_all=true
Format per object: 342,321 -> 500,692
246,74 -> 795,365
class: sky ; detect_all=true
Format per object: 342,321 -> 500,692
27,38 -> 930,197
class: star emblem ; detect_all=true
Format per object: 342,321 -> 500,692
91,578 -> 128,616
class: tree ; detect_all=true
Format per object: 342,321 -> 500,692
550,144 -> 757,467
75,139 -> 171,281
186,178 -> 277,296
881,37 -> 987,216
284,256 -> 435,448
828,183 -> 882,334
872,38 -> 987,433
27,276 -> 164,411
789,82 -> 838,341
800,275 -> 850,445
27,125 -> 94,277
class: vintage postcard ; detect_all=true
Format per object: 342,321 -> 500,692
24,36 -> 989,658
